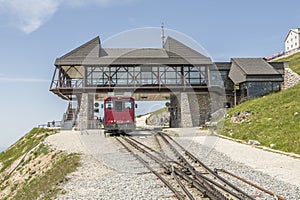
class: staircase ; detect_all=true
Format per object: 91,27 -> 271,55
66,108 -> 76,120
61,102 -> 79,130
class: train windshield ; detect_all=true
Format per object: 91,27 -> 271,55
115,101 -> 123,112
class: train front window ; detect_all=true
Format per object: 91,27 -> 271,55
105,101 -> 113,109
125,101 -> 133,109
115,101 -> 123,112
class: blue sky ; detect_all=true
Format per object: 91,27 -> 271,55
0,0 -> 299,149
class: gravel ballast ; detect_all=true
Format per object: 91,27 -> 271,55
46,130 -> 175,200
175,136 -> 300,200
46,129 -> 300,199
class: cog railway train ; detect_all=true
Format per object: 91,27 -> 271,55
103,96 -> 136,133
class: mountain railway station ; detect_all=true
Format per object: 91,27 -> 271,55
50,36 -> 286,130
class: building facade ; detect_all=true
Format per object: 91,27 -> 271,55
285,28 -> 300,53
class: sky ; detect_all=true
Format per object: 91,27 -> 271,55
0,0 -> 299,150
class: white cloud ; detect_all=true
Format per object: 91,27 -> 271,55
0,0 -> 134,34
0,0 -> 60,34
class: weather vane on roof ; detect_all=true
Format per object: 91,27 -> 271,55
161,22 -> 165,47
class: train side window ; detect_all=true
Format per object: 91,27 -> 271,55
125,101 -> 133,109
106,101 -> 113,109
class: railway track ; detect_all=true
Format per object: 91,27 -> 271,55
115,130 -> 285,200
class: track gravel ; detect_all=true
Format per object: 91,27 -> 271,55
45,129 -> 300,200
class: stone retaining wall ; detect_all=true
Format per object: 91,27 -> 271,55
283,67 -> 300,89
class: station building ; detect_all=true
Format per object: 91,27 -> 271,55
50,36 -> 286,129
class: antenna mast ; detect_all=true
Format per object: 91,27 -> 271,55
161,22 -> 165,47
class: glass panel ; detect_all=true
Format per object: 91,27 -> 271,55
189,79 -> 200,84
124,101 -> 133,109
273,82 -> 280,91
105,101 -> 113,109
128,67 -> 134,72
115,101 -> 123,112
210,71 -> 223,86
166,71 -> 176,79
190,71 -> 200,78
247,82 -> 280,98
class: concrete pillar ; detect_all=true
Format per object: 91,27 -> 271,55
78,93 -> 94,130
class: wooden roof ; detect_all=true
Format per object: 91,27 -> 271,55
228,58 -> 283,84
55,36 -> 213,66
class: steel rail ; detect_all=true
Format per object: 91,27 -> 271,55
159,132 -> 255,200
154,132 -> 163,150
125,136 -> 200,199
171,166 -> 195,200
127,136 -> 187,170
186,150 -> 252,199
122,136 -> 171,171
157,132 -> 236,200
172,167 -> 206,195
125,135 -> 211,199
127,136 -> 173,163
215,169 -> 286,200
115,137 -> 185,200
172,166 -> 229,200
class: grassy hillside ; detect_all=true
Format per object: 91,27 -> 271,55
221,54 -> 300,154
146,107 -> 169,126
276,51 -> 300,74
0,128 -> 80,199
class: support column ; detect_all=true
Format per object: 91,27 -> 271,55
180,92 -> 193,127
78,93 -> 94,130
170,92 -> 213,128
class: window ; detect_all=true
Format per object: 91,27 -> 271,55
105,101 -> 113,109
115,101 -> 123,112
247,82 -> 281,98
124,101 -> 133,109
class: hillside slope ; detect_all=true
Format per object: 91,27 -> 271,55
276,51 -> 300,75
0,128 -> 80,199
145,107 -> 169,126
221,54 -> 300,154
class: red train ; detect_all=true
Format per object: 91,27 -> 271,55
103,96 -> 136,133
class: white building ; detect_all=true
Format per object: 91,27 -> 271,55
285,28 -> 300,53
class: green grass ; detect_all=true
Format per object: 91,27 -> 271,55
12,153 -> 80,200
0,128 -> 56,173
221,53 -> 300,154
0,128 -> 81,200
276,51 -> 300,74
222,83 -> 300,154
